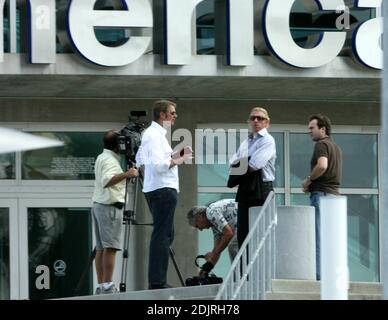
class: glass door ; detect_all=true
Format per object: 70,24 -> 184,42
18,199 -> 93,300
0,199 -> 18,300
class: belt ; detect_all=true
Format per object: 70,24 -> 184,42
113,202 -> 124,209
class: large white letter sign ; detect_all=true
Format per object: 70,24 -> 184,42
0,0 -> 5,63
352,0 -> 382,69
27,0 -> 56,64
227,0 -> 254,66
263,0 -> 347,68
165,0 -> 203,65
67,0 -> 152,67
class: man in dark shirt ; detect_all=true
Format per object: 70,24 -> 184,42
302,114 -> 342,280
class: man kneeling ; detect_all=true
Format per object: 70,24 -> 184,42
187,199 -> 238,272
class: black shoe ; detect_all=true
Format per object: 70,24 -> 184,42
148,284 -> 173,290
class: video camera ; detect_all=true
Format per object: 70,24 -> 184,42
118,111 -> 148,167
185,255 -> 223,287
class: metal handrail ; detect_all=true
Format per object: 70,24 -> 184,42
215,191 -> 277,300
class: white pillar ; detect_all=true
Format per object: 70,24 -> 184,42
320,196 -> 348,300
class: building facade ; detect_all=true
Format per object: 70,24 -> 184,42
0,0 -> 382,299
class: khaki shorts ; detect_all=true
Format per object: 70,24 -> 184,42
92,202 -> 122,250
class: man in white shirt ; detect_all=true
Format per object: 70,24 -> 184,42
136,100 -> 191,289
92,130 -> 138,294
229,107 -> 276,248
187,199 -> 238,271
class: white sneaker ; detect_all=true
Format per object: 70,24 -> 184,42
102,283 -> 118,294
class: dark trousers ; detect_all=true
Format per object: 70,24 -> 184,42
145,187 -> 177,287
237,182 -> 273,248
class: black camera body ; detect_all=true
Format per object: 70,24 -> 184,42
185,255 -> 223,286
118,111 -> 148,167
185,273 -> 223,286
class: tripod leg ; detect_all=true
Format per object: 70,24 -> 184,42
169,247 -> 185,287
73,247 -> 96,296
120,219 -> 131,292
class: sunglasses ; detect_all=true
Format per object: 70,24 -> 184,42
249,115 -> 267,121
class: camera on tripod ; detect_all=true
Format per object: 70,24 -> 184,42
118,110 -> 148,168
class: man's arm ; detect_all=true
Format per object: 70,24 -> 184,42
302,156 -> 328,192
249,137 -> 276,171
204,224 -> 234,266
105,167 -> 138,188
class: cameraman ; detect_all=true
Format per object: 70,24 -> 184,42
187,199 -> 238,273
92,130 -> 138,294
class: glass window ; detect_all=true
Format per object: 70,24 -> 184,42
3,5 -> 21,53
290,193 -> 310,206
290,1 -> 375,48
28,207 -> 93,299
0,209 -> 10,300
272,133 -> 284,188
22,132 -> 104,180
347,194 -> 379,282
291,193 -> 379,282
196,0 -> 215,55
290,133 -> 315,188
0,153 -> 16,180
290,133 -> 378,189
332,134 -> 378,188
198,130 -> 284,187
275,193 -> 285,206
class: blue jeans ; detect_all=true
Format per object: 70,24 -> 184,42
145,188 -> 177,287
310,191 -> 327,281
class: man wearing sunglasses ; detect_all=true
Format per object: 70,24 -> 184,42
229,107 -> 276,248
136,100 -> 192,289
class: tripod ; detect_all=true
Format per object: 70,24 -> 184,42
119,168 -> 185,292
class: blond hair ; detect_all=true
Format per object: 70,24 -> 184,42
249,107 -> 270,121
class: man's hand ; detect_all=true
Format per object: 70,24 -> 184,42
302,177 -> 311,193
125,167 -> 139,178
171,152 -> 194,167
205,251 -> 220,266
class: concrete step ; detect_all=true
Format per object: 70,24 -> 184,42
265,291 -> 381,300
60,284 -> 221,300
271,279 -> 382,295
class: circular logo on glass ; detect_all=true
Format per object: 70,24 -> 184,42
53,260 -> 67,276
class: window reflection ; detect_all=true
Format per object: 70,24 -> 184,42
0,153 -> 16,180
28,208 -> 92,299
22,132 -> 102,180
290,194 -> 379,282
0,209 -> 10,300
290,133 -> 378,189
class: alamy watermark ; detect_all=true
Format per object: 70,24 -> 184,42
335,5 -> 351,31
136,122 -> 251,175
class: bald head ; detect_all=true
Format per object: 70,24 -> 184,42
103,130 -> 120,152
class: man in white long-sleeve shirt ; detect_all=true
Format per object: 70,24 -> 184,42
229,107 -> 276,248
136,100 -> 191,289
